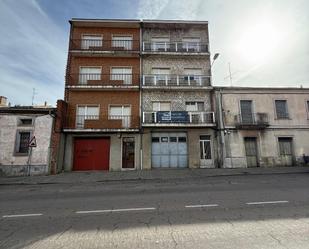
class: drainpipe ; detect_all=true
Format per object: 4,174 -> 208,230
139,21 -> 143,171
217,89 -> 226,168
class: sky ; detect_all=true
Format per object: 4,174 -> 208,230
0,0 -> 308,106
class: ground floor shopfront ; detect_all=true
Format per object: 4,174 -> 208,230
223,128 -> 309,168
141,128 -> 218,169
61,133 -> 141,172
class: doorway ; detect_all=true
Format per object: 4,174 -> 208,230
122,137 -> 135,169
244,137 -> 258,167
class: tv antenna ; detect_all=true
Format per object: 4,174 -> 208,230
31,88 -> 37,106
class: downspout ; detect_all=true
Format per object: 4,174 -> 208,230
139,20 -> 143,170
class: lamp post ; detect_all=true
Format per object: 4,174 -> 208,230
211,53 -> 220,67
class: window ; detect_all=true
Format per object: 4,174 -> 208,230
151,37 -> 170,51
169,137 -> 177,142
307,101 -> 309,118
275,100 -> 289,119
81,35 -> 103,49
79,67 -> 101,84
152,137 -> 160,142
278,137 -> 293,155
152,68 -> 170,84
178,137 -> 187,142
152,102 -> 171,111
200,135 -> 211,159
182,38 -> 201,51
109,105 -> 131,128
76,106 -> 99,128
112,36 -> 132,50
18,118 -> 33,126
186,102 -> 204,112
110,67 -> 132,84
15,131 -> 31,154
161,137 -> 168,142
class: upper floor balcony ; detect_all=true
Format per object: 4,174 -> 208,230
64,115 -> 140,131
69,39 -> 140,56
142,111 -> 215,127
66,73 -> 140,90
142,41 -> 209,55
142,74 -> 211,89
234,113 -> 269,130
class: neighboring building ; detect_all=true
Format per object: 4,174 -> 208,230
62,19 -> 141,172
215,87 -> 309,168
0,105 -> 55,176
0,96 -> 8,107
141,20 -> 217,169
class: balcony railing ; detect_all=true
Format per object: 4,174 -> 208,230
67,74 -> 140,86
70,39 -> 140,51
234,113 -> 269,129
65,115 -> 139,130
142,42 -> 209,53
142,74 -> 211,87
142,111 -> 215,125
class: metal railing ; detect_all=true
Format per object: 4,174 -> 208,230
66,115 -> 139,129
235,113 -> 269,125
142,74 -> 211,87
67,74 -> 140,86
70,39 -> 140,51
142,111 -> 215,124
142,42 -> 209,53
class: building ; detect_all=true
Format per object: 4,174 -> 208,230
140,20 -> 217,169
62,19 -> 141,172
0,105 -> 56,176
215,87 -> 309,168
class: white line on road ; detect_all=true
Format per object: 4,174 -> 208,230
2,213 -> 43,218
185,204 -> 219,208
76,207 -> 156,214
246,200 -> 289,205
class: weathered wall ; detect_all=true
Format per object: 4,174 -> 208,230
142,90 -> 212,112
63,133 -> 141,172
143,57 -> 210,75
0,114 -> 53,176
142,26 -> 209,43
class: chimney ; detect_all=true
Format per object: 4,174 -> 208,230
0,96 -> 7,107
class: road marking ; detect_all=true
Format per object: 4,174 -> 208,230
246,200 -> 289,205
76,207 -> 156,214
185,204 -> 219,208
2,213 -> 43,218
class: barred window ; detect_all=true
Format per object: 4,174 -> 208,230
278,137 -> 293,155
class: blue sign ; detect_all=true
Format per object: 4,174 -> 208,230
157,111 -> 189,123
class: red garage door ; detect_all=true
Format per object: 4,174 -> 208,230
73,138 -> 110,171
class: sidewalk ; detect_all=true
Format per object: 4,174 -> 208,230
1,166 -> 308,185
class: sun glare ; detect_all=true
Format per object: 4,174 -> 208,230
235,20 -> 283,64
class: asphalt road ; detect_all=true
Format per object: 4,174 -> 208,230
0,173 -> 309,249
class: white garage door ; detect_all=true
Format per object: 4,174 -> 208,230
151,132 -> 188,168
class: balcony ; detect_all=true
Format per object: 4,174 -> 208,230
142,42 -> 209,54
142,111 -> 215,127
66,74 -> 140,89
69,39 -> 140,55
234,113 -> 269,129
64,115 -> 140,131
142,74 -> 211,88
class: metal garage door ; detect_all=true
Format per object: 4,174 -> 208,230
73,138 -> 110,171
151,132 -> 188,168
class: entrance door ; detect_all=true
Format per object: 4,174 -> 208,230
151,133 -> 188,168
122,138 -> 135,169
278,137 -> 293,166
244,137 -> 258,167
73,138 -> 110,171
240,100 -> 253,124
200,135 -> 214,168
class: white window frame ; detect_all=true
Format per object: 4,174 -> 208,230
79,66 -> 102,85
81,34 -> 103,49
110,66 -> 132,85
112,35 -> 133,50
152,101 -> 171,111
274,99 -> 289,119
182,37 -> 201,51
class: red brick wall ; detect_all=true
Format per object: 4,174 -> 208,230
65,91 -> 140,129
50,100 -> 67,174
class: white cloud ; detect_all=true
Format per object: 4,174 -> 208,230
0,0 -> 66,106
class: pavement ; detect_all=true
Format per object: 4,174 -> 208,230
0,165 -> 308,185
0,173 -> 309,249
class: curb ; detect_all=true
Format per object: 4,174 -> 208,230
1,169 -> 308,186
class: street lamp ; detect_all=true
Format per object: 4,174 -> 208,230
211,53 -> 220,67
